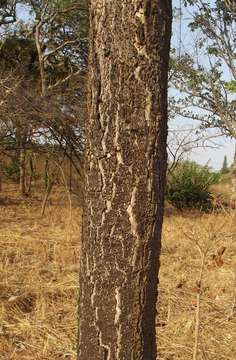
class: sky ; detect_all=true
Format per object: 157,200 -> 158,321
187,132 -> 235,170
171,0 -> 236,170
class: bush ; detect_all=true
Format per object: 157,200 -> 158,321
2,161 -> 20,181
166,161 -> 220,210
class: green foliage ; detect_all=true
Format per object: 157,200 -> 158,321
166,161 -> 220,210
0,0 -> 89,87
2,161 -> 20,181
0,36 -> 39,76
0,0 -> 88,164
170,0 -> 236,139
225,80 -> 236,93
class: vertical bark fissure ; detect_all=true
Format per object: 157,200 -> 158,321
79,1 -> 172,359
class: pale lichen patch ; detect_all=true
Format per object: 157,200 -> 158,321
145,88 -> 152,124
116,152 -> 123,165
135,8 -> 145,24
91,277 -> 96,306
147,176 -> 152,193
134,40 -> 149,59
127,186 -> 138,236
98,159 -> 106,192
114,113 -> 124,165
101,199 -> 112,226
101,120 -> 109,155
134,65 -> 142,81
106,200 -> 112,212
116,323 -> 122,360
127,185 -> 141,266
114,287 -> 121,325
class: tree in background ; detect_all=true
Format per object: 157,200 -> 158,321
78,1 -> 172,359
170,0 -> 236,139
167,125 -> 221,173
0,0 -> 89,195
221,155 -> 229,174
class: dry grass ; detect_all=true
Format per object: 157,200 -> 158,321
158,209 -> 236,359
0,183 -> 236,359
0,183 -> 81,359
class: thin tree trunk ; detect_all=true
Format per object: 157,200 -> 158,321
41,180 -> 54,217
26,156 -> 34,195
41,163 -> 62,216
35,21 -> 46,96
44,159 -> 49,190
78,1 -> 172,359
69,149 -> 72,192
19,147 -> 26,196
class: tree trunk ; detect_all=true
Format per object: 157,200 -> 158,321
78,1 -> 172,359
26,155 -> 34,195
19,147 -> 26,196
0,160 -> 2,192
41,180 -> 54,217
44,159 -> 49,190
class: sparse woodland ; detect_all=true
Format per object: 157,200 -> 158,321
0,1 -> 236,359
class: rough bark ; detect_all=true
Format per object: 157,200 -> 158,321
78,1 -> 172,359
0,160 -> 2,192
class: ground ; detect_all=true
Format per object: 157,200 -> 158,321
0,183 -> 80,360
158,208 -> 236,359
0,184 -> 235,359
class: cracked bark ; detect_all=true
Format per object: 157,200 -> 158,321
78,1 -> 172,359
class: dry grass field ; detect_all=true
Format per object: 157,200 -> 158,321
0,183 -> 235,359
158,208 -> 236,359
0,183 -> 81,360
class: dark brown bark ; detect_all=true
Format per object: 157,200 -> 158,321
78,1 -> 172,359
0,160 -> 2,192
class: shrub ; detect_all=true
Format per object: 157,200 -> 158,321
2,161 -> 20,181
166,161 -> 220,210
